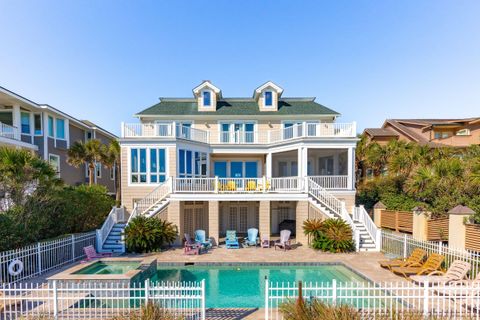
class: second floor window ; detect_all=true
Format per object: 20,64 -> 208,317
21,112 -> 30,134
34,114 -> 42,135
264,91 -> 273,106
56,119 -> 65,139
203,91 -> 211,106
131,147 -> 166,184
48,116 -> 54,137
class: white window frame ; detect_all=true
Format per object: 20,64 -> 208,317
95,162 -> 102,178
48,115 -> 55,138
128,146 -> 169,186
48,154 -> 61,177
33,113 -> 43,136
55,118 -> 66,140
217,121 -> 257,143
264,91 -> 273,107
456,128 -> 471,136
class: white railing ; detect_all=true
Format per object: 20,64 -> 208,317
217,177 -> 264,192
353,205 -> 381,251
173,177 -> 216,193
96,207 -> 125,252
265,279 -> 480,319
0,232 -> 96,284
309,175 -> 348,189
1,280 -> 205,320
307,178 -> 343,215
381,231 -> 480,280
122,122 -> 356,143
0,122 -> 20,140
135,178 -> 172,215
270,177 -> 304,192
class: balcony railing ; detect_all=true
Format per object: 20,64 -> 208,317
169,175 -> 350,193
0,122 -> 20,141
122,122 -> 356,144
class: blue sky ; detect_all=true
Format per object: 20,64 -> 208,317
1,1 -> 479,135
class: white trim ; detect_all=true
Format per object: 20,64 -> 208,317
48,153 -> 61,177
253,81 -> 283,100
33,113 -> 43,136
192,81 -> 221,95
127,146 -> 170,187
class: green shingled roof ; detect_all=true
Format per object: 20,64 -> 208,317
136,98 -> 340,116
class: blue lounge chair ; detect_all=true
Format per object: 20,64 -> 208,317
225,230 -> 240,249
194,230 -> 212,250
244,228 -> 259,247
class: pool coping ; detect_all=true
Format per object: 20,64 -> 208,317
155,261 -> 374,284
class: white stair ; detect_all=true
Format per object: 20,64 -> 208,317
308,197 -> 336,219
144,197 -> 170,218
353,221 -> 377,252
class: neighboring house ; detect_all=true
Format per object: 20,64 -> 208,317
364,118 -> 480,147
118,81 -> 360,246
0,86 -> 117,194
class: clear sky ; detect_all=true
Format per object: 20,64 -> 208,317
1,1 -> 479,135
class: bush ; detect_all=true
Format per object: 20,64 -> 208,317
125,216 -> 178,253
112,303 -> 183,320
303,218 -> 355,253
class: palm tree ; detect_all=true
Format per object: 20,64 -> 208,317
0,147 -> 60,208
67,139 -> 105,185
101,140 -> 121,205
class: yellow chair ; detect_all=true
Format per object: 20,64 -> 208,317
379,248 -> 427,270
391,253 -> 445,279
246,180 -> 257,191
226,181 -> 236,191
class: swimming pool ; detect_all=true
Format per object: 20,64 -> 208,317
152,264 -> 368,308
74,261 -> 141,275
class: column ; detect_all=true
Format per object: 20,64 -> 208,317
208,201 -> 220,246
42,112 -> 49,160
302,147 -> 308,177
347,147 -> 354,190
168,200 -> 182,246
295,201 -> 309,245
12,105 -> 21,136
266,153 -> 272,177
259,201 -> 271,240
297,147 -> 303,177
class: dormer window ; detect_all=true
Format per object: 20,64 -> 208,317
265,91 -> 273,107
203,91 -> 211,107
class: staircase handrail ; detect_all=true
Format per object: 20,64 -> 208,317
307,177 -> 360,251
354,205 -> 380,249
96,206 -> 119,250
136,177 -> 172,215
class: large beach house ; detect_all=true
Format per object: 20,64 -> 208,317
118,81 -> 366,248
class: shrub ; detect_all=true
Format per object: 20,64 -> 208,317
125,216 -> 178,253
306,218 -> 355,253
112,303 -> 183,320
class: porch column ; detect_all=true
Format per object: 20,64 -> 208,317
208,201 -> 220,246
297,147 -> 303,177
259,201 -> 271,240
12,105 -> 21,132
347,147 -> 354,190
296,201 -> 309,245
168,200 -> 182,246
302,147 -> 308,177
266,152 -> 272,177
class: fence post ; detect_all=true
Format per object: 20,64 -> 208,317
403,234 -> 408,258
201,279 -> 206,320
52,280 -> 58,320
332,279 -> 337,305
423,280 -> 429,316
37,242 -> 42,274
71,234 -> 75,261
264,277 -> 269,320
144,279 -> 149,305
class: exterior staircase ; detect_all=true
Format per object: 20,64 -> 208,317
353,221 -> 377,251
100,223 -> 126,253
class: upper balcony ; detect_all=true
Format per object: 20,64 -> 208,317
0,122 -> 21,141
121,122 -> 357,145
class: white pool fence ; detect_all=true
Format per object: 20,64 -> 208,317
0,280 -> 205,320
0,232 -> 96,284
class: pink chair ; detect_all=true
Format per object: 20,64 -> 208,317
184,234 -> 201,255
83,245 -> 112,261
261,235 -> 270,248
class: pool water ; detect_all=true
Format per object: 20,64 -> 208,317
74,261 -> 140,274
151,264 -> 368,308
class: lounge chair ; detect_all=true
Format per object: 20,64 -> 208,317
244,228 -> 259,247
261,235 -> 270,248
410,260 -> 471,285
274,230 -> 292,251
379,248 -> 427,270
83,245 -> 112,261
194,230 -> 212,250
184,234 -> 201,255
391,253 -> 445,278
225,230 -> 240,249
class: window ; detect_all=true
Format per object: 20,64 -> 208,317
150,149 -> 166,183
434,131 -> 451,139
456,129 -> 471,136
110,165 -> 115,180
264,91 -> 273,106
214,161 -> 227,178
203,91 -> 211,106
95,163 -> 102,178
0,112 -> 13,126
20,112 -> 30,134
56,118 -> 65,139
245,161 -> 258,178
49,154 -> 60,177
86,131 -> 93,140
194,152 -> 207,177
130,148 -> 147,183
219,122 -> 256,143
48,116 -> 54,137
33,114 -> 42,135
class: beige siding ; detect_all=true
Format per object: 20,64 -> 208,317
258,89 -> 279,112
208,201 -> 220,246
295,201 -> 309,245
259,201 -> 271,240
